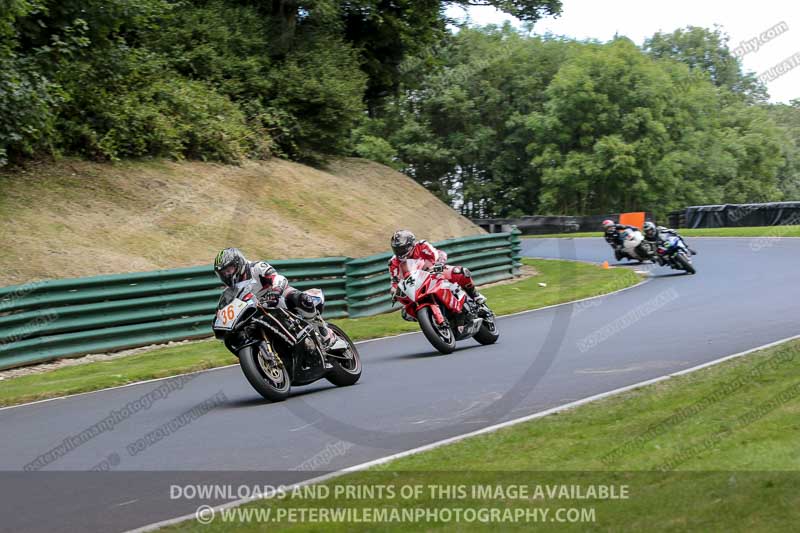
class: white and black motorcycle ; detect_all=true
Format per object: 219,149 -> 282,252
617,228 -> 655,263
213,283 -> 361,402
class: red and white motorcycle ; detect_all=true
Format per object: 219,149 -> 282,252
394,259 -> 499,354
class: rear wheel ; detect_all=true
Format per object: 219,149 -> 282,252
418,306 -> 456,354
674,252 -> 696,274
474,316 -> 500,345
239,342 -> 291,402
325,324 -> 362,386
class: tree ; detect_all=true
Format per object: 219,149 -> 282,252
342,0 -> 446,109
253,0 -> 563,110
365,26 -> 574,216
765,100 -> 800,199
449,0 -> 562,23
643,26 -> 767,102
366,28 -> 791,218
533,38 -> 785,215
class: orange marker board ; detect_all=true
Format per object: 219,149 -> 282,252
618,212 -> 645,229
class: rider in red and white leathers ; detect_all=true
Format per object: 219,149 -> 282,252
388,230 -> 485,319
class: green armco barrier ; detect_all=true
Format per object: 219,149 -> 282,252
0,316 -> 213,370
0,232 -> 519,368
0,257 -> 349,370
0,257 -> 348,314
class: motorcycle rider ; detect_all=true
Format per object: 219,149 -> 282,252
213,248 -> 346,351
642,221 -> 697,262
388,230 -> 486,320
602,219 -> 653,262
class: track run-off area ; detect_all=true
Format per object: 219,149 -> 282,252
1,237 -> 798,532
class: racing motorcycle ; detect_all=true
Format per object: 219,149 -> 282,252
394,259 -> 499,355
213,283 -> 361,402
616,228 -> 655,262
655,234 -> 696,274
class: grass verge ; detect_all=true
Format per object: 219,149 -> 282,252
522,225 -> 800,239
0,157 -> 480,285
0,259 -> 639,407
164,340 -> 800,532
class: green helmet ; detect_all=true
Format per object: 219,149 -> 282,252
214,248 -> 248,287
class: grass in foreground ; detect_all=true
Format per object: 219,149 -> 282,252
522,225 -> 800,239
0,259 -> 639,407
166,340 -> 800,532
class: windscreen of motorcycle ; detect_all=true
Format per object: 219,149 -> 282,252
214,280 -> 256,330
661,235 -> 680,251
214,298 -> 250,330
305,287 -> 325,307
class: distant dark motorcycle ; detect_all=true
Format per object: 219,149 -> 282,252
213,284 -> 361,401
655,234 -> 696,274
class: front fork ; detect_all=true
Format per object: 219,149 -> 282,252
419,302 -> 447,325
259,333 -> 284,369
254,334 -> 289,384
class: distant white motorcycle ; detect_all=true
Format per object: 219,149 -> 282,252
619,228 -> 654,262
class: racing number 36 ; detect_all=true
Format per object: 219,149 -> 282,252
218,305 -> 235,326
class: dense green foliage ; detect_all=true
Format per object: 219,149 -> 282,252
0,0 -> 370,163
0,0 -> 561,165
643,26 -> 767,102
365,25 -> 800,218
766,100 -> 800,201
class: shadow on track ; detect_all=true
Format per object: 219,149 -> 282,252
221,381 -> 347,408
649,271 -> 694,278
381,343 -> 485,362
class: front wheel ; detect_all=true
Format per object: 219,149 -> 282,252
239,342 -> 291,402
325,324 -> 362,387
418,306 -> 456,354
473,316 -> 500,345
674,252 -> 696,274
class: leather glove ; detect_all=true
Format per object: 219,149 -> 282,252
261,289 -> 282,307
390,287 -> 399,303
431,262 -> 445,274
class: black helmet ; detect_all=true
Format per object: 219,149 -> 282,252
391,230 -> 416,259
214,248 -> 248,287
643,221 -> 657,238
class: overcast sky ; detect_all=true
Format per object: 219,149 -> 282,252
446,0 -> 799,103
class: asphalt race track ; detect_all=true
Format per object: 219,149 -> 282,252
1,237 -> 798,532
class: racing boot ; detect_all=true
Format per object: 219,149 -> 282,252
464,283 -> 486,305
314,317 -> 348,352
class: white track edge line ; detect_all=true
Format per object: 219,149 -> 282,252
1,265 -> 648,412
126,332 -> 800,533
